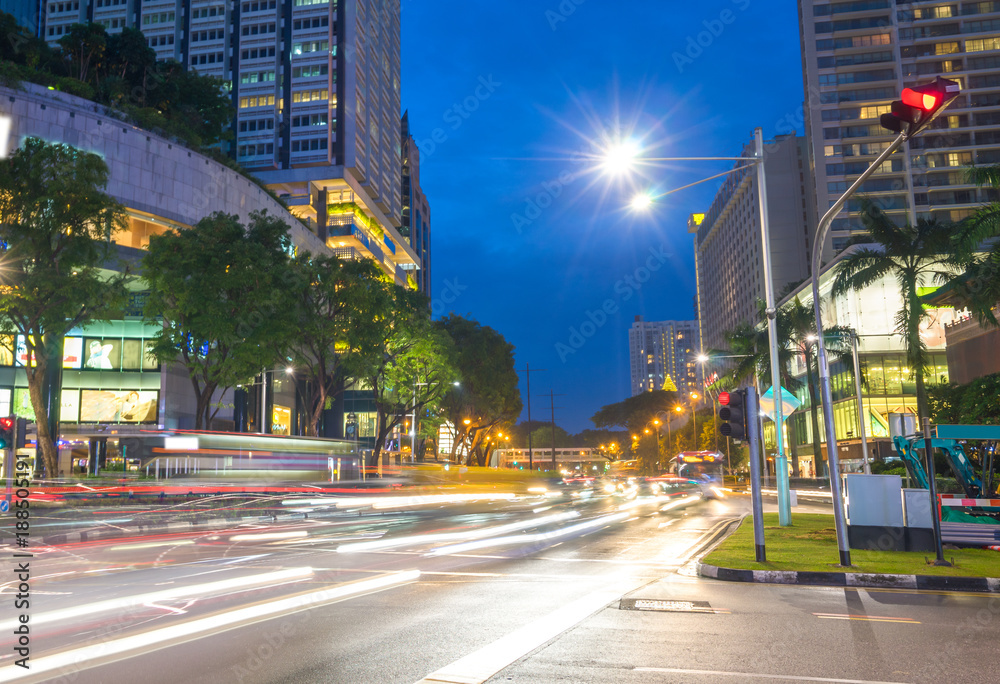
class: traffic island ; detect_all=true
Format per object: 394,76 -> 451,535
699,513 -> 1000,593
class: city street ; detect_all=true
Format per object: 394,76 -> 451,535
1,491 -> 996,684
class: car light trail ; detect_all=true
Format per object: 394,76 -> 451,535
228,531 -> 309,542
336,511 -> 580,554
427,512 -> 630,556
0,567 -> 314,632
0,570 -> 420,683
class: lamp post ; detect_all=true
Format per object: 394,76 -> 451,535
605,129 -> 791,525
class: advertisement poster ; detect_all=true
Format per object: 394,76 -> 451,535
80,390 -> 157,423
63,337 -> 83,369
15,336 -> 35,367
12,388 -> 36,420
84,338 -> 122,370
61,390 -> 80,422
143,340 -> 160,370
121,340 -> 142,370
0,336 -> 13,366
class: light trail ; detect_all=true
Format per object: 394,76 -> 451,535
427,512 -> 630,557
0,567 -> 314,632
0,571 -> 420,683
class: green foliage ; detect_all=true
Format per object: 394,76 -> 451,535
142,211 -> 294,429
0,13 -> 233,151
930,373 -> 1000,425
832,201 -> 963,418
590,390 -> 682,436
529,424 -> 572,450
284,254 -> 386,436
435,315 -> 522,466
0,137 -> 129,475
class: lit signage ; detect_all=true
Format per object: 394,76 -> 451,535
0,115 -> 11,159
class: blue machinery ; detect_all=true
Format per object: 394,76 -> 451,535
891,424 -> 1000,498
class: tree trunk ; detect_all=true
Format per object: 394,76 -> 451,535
805,350 -> 825,478
25,361 -> 58,478
788,415 -> 801,477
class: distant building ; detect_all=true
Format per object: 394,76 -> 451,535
628,317 -> 700,397
1,1 -> 40,35
688,134 -> 816,354
401,112 -> 431,296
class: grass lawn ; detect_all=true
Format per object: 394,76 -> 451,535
703,513 -> 1000,577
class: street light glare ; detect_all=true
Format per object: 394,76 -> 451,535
696,354 -> 709,363
602,139 -> 640,174
629,193 -> 654,211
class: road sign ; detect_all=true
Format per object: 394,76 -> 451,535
0,500 -> 8,513
759,386 -> 801,423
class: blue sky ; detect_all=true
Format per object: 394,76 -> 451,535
400,0 -> 805,432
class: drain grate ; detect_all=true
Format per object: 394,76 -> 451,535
619,598 -> 721,613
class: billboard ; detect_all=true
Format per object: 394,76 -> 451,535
80,390 -> 157,423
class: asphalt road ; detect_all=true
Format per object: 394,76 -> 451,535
1,487 -> 996,684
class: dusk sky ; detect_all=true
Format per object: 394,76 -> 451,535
401,0 -> 805,432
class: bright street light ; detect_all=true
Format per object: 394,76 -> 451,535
696,354 -> 709,363
629,192 -> 654,211
602,140 -> 640,175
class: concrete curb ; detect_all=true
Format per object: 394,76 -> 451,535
697,561 -> 1000,593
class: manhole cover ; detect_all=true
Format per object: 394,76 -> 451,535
619,598 -> 719,613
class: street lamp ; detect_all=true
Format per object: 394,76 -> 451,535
611,129 -> 792,526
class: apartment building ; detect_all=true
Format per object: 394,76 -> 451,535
628,317 -> 701,396
402,111 -> 431,296
36,0 -> 419,289
799,0 -> 1000,257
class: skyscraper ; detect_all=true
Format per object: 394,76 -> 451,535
799,0 -> 1000,258
689,134 -> 816,354
628,317 -> 700,397
402,111 -> 431,296
37,0 -> 418,288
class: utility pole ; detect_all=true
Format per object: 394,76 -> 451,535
541,390 -> 565,471
517,365 -> 546,471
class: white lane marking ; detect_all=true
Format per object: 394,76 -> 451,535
0,570 -> 420,683
0,567 -> 314,632
634,667 -> 911,683
412,579 -> 639,684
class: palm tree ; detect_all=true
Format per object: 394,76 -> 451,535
831,201 -> 961,419
940,166 -> 1000,327
782,297 -> 854,478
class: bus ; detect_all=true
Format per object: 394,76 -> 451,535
673,451 -> 725,498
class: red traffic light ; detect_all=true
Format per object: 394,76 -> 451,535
718,391 -> 731,406
0,417 -> 13,431
901,87 -> 942,112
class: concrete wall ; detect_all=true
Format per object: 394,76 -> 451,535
0,82 -> 327,255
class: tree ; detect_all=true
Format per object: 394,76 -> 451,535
714,298 -> 853,477
435,315 -> 522,467
349,298 -> 459,467
832,201 -> 961,419
590,390 -> 682,437
58,22 -> 107,85
0,138 -> 129,476
142,211 -> 294,429
284,255 -> 387,436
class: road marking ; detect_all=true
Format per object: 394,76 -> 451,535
0,570 -> 420,683
633,667 -> 911,683
814,612 -> 920,624
413,579 -> 639,684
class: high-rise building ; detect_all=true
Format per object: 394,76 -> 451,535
688,134 -> 817,354
401,111 -> 431,296
798,0 -> 1000,258
35,0 -> 418,289
628,316 -> 700,397
1,1 -> 40,34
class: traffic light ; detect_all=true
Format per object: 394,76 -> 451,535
0,416 -> 13,449
880,77 -> 960,137
14,417 -> 26,449
719,390 -> 747,441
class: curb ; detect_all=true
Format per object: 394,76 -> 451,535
697,562 -> 1000,593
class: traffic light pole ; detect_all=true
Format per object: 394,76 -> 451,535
810,130 -> 907,567
746,387 -> 766,562
754,128 -> 791,527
